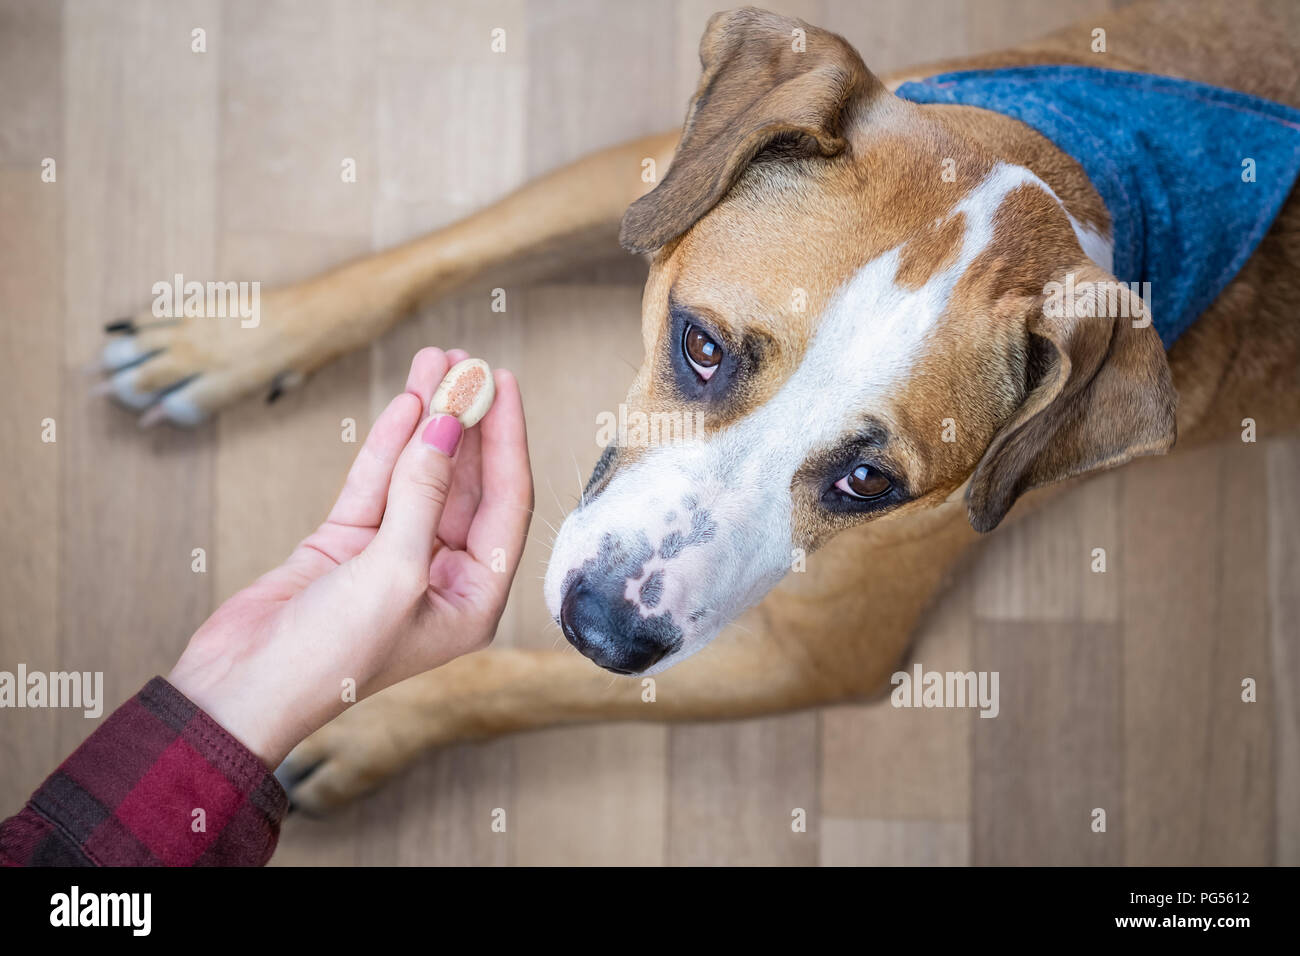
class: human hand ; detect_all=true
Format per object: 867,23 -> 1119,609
167,348 -> 533,768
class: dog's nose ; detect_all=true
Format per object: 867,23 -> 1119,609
560,580 -> 668,674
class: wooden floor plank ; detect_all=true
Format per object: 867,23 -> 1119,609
668,711 -> 821,865
0,0 -> 65,815
973,473 -> 1121,623
1121,443 -> 1274,864
219,0 -> 377,241
1267,438 -> 1300,865
0,0 -> 61,165
1201,443 -> 1274,863
820,818 -> 969,866
363,738 -> 515,867
0,167 -> 62,806
972,620 -> 1123,865
820,575 -> 974,822
524,0 -> 679,175
514,725 -> 666,866
56,0 -> 220,761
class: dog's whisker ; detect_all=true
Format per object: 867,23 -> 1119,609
569,450 -> 587,509
544,473 -> 568,514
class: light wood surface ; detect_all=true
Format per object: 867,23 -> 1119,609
0,0 -> 1293,865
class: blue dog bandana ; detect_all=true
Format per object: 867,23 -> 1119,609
896,65 -> 1300,347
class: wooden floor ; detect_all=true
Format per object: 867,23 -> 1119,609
1,0 -> 1295,865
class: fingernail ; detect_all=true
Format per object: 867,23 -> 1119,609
422,414 -> 462,456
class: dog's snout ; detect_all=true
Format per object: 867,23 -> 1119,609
560,578 -> 670,674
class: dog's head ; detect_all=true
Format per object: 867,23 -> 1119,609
544,8 -> 1175,675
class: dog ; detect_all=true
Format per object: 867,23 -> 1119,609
100,0 -> 1300,813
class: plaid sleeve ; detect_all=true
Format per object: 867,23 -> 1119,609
0,676 -> 288,866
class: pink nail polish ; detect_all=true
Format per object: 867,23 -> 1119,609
422,414 -> 462,456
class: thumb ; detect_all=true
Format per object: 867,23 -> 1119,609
373,414 -> 463,567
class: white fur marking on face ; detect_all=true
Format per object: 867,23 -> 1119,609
1018,170 -> 1115,273
545,162 -> 1067,672
1065,211 -> 1115,273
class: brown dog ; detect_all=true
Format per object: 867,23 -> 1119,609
101,0 -> 1300,812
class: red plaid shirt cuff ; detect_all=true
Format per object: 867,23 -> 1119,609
0,677 -> 288,866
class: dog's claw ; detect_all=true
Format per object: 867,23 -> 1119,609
266,369 -> 308,405
274,756 -> 320,790
276,692 -> 435,814
100,337 -> 149,372
96,288 -> 311,426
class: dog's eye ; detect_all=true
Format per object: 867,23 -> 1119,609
835,464 -> 892,500
682,324 -> 723,381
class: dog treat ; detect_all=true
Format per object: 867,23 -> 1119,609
431,357 -> 495,427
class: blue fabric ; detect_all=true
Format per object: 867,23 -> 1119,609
895,65 -> 1300,347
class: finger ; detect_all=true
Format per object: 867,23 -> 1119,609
436,418 -> 483,549
419,346 -> 469,407
326,391 -> 423,527
329,347 -> 449,527
417,346 -> 477,547
372,413 -> 464,566
467,369 -> 533,575
404,346 -> 450,412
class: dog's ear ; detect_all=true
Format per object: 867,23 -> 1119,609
965,263 -> 1177,533
619,7 -> 881,254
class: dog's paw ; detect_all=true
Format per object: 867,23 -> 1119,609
97,292 -> 309,426
276,691 -> 435,816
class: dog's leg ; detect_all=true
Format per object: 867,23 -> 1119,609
279,643 -> 833,815
280,504 -> 978,813
100,131 -> 680,424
